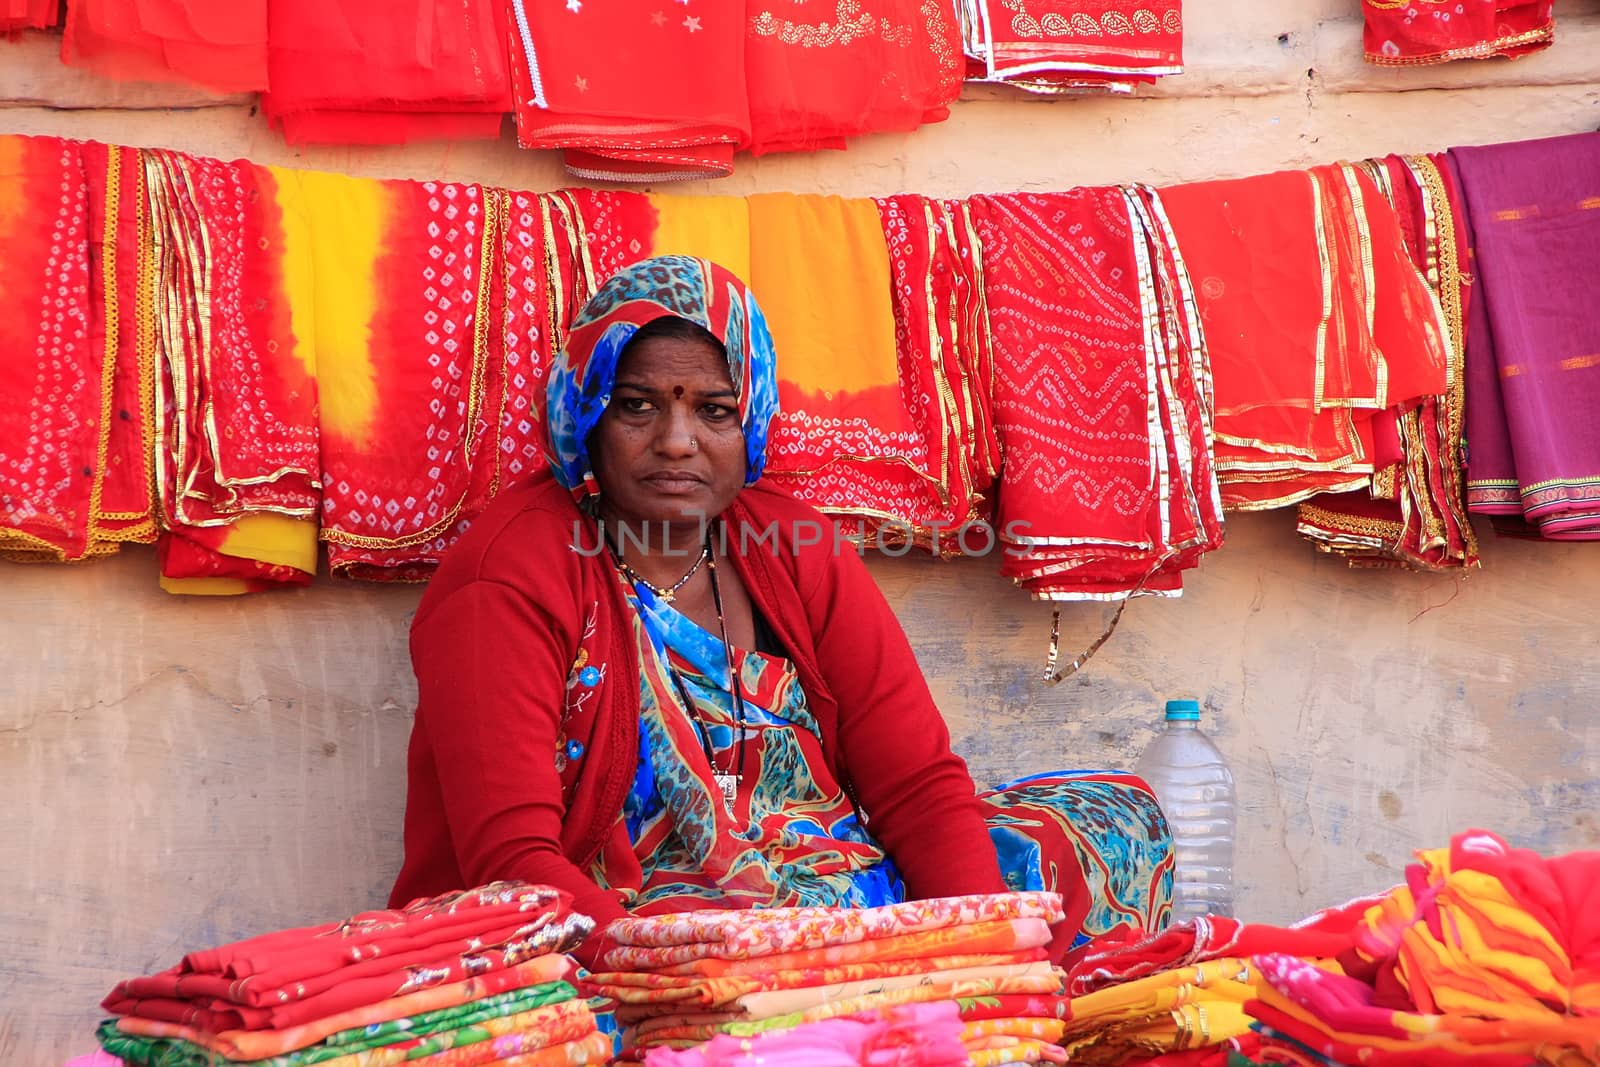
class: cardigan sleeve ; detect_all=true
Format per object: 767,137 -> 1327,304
799,548 -> 1007,900
410,578 -> 630,940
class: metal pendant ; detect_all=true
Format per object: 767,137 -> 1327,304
714,773 -> 738,810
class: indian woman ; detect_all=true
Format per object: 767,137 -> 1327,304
389,255 -> 1174,964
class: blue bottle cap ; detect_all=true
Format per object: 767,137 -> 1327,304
1164,698 -> 1201,721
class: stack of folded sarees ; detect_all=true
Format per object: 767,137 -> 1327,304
953,0 -> 1185,94
643,1001 -> 973,1066
94,882 -> 611,1067
584,892 -> 1074,1065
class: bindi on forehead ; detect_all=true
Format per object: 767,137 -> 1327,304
673,386 -> 685,399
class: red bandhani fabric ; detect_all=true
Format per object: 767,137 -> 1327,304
849,193 -> 998,551
1363,0 -> 1554,66
325,184 -> 560,581
508,0 -> 746,181
61,1 -> 267,93
956,0 -> 1183,92
744,1 -> 964,155
313,176 -> 512,581
102,882 -> 590,1032
138,149 -> 320,589
0,135 -> 101,563
2,0 -> 56,31
971,185 -> 1220,600
264,0 -> 510,145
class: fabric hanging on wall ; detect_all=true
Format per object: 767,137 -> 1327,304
84,141 -> 160,554
743,1 -> 964,155
508,1 -> 964,181
862,193 -> 999,550
955,0 -> 1183,93
549,187 -> 982,546
1362,0 -> 1554,66
263,0 -> 510,145
1296,153 -> 1479,570
323,182 -> 563,582
753,192 -> 986,546
304,171 -> 524,581
60,1 -> 268,93
0,135 -> 103,563
971,185 -> 1221,600
2,0 -> 57,31
1160,164 -> 1453,513
507,0 -> 748,181
1451,131 -> 1600,539
137,149 -> 321,594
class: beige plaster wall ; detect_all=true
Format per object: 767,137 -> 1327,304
3,4 -> 1599,1062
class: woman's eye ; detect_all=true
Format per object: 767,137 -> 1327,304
702,404 -> 735,420
618,397 -> 653,414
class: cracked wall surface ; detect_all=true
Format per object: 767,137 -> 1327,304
3,5 -> 1600,1061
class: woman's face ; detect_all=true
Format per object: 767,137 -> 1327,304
589,329 -> 747,531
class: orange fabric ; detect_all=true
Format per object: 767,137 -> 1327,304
87,142 -> 158,552
647,919 -> 1053,978
295,171 -> 530,581
1294,153 -> 1477,570
509,1 -> 962,180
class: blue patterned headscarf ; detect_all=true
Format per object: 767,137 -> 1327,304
545,255 -> 779,501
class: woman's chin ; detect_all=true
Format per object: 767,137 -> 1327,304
608,488 -> 730,529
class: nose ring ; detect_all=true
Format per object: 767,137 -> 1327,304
689,437 -> 700,451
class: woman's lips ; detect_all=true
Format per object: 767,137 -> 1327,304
642,471 -> 705,494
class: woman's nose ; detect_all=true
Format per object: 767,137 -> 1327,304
654,405 -> 697,456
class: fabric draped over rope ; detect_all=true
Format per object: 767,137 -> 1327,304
8,130 -> 1584,596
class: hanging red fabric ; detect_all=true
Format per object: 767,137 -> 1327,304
3,0 -> 57,32
61,1 -> 267,93
508,0 -> 748,181
1363,0 -> 1554,65
265,0 -> 511,145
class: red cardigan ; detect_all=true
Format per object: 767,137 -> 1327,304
389,473 -> 1005,943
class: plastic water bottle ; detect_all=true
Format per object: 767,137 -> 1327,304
1133,698 -> 1236,921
